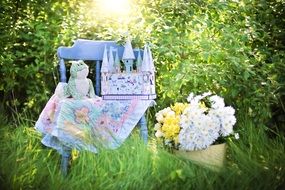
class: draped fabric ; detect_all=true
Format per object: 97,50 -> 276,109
35,95 -> 154,154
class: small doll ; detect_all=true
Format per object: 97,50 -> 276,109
55,60 -> 98,99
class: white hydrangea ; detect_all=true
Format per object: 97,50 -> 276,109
209,106 -> 236,136
220,115 -> 236,136
179,110 -> 220,151
177,93 -> 236,151
187,93 -> 195,102
209,95 -> 225,109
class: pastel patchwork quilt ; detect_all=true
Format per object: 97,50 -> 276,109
35,95 -> 154,154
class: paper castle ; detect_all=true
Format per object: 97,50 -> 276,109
101,39 -> 156,100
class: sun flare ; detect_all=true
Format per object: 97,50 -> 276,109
97,0 -> 131,15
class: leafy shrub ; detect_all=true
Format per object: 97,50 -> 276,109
0,0 -> 91,116
138,0 -> 284,125
1,0 -> 284,128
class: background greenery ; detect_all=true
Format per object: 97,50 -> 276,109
1,0 -> 284,126
0,0 -> 285,189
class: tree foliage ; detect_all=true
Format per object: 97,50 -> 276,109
138,0 -> 285,125
0,0 -> 284,128
1,0 -> 75,114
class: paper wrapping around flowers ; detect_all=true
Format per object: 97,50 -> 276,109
35,95 -> 154,154
174,143 -> 227,171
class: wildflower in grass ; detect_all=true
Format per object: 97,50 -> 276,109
234,133 -> 240,139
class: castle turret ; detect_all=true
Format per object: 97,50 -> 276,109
108,46 -> 115,73
147,45 -> 155,72
136,49 -> 142,72
114,49 -> 121,73
122,39 -> 135,73
101,45 -> 109,74
141,44 -> 155,72
101,45 -> 110,95
141,45 -> 151,72
141,44 -> 156,94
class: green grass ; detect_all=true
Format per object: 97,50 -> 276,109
0,117 -> 285,190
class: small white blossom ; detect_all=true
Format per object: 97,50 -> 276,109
156,113 -> 164,123
234,133 -> 240,139
155,130 -> 164,138
187,93 -> 195,102
209,95 -> 225,109
166,110 -> 175,117
154,123 -> 161,130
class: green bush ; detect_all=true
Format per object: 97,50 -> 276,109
0,0 -> 95,116
0,0 -> 284,127
139,0 -> 284,125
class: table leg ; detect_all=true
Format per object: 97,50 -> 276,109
61,146 -> 71,176
139,114 -> 148,144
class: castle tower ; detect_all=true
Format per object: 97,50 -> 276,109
101,45 -> 110,94
136,50 -> 142,72
147,45 -> 155,72
141,44 -> 151,73
122,39 -> 135,73
141,44 -> 156,94
147,45 -> 156,93
101,45 -> 109,75
114,49 -> 121,73
108,46 -> 115,73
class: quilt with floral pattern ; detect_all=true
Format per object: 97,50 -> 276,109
35,95 -> 154,154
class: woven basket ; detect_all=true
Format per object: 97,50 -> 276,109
174,143 -> 226,171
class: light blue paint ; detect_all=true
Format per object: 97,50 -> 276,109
59,59 -> 66,82
95,60 -> 101,95
124,60 -> 134,73
139,113 -> 148,143
61,146 -> 71,176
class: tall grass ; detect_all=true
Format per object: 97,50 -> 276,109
0,116 -> 285,190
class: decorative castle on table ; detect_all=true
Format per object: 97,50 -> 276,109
101,39 -> 156,100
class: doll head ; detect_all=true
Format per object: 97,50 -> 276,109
70,60 -> 89,79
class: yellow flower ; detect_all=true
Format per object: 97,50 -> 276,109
164,114 -> 179,126
161,114 -> 180,139
155,104 -> 187,143
171,102 -> 188,115
173,136 -> 179,145
199,102 -> 207,109
162,124 -> 180,140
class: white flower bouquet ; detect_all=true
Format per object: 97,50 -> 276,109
154,92 -> 237,151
